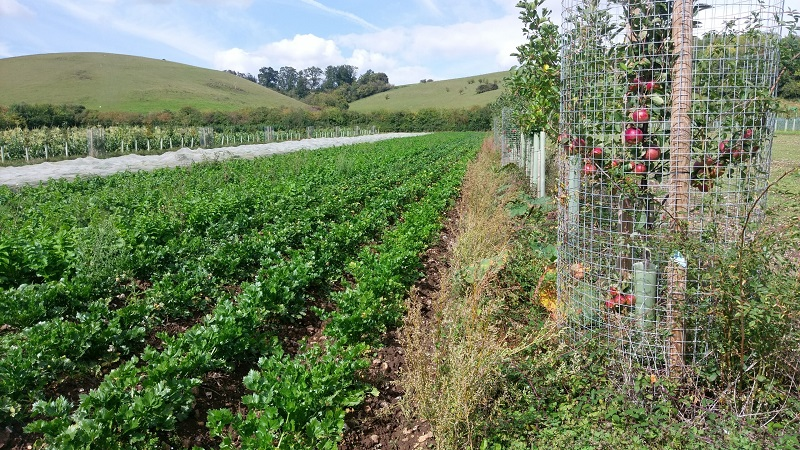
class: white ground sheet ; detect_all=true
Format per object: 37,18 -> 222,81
0,133 -> 427,187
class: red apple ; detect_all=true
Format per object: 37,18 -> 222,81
623,293 -> 636,306
629,77 -> 642,92
566,138 -> 585,155
633,163 -> 647,174
583,162 -> 598,176
591,147 -> 603,158
645,81 -> 659,92
605,292 -> 623,308
643,147 -> 661,161
744,128 -> 753,139
631,108 -> 650,123
610,159 -> 621,168
719,139 -> 730,153
691,160 -> 705,178
707,164 -> 726,179
624,127 -> 644,145
572,138 -> 587,152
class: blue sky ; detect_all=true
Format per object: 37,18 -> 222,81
2,0 -> 797,87
0,0 -> 544,85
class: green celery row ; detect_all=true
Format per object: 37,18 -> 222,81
0,134 -> 473,426
21,133 -> 481,447
207,136 -> 479,449
0,140 -> 434,325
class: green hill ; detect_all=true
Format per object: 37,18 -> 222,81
349,71 -> 508,112
0,52 -> 308,113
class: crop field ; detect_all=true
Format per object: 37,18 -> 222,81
0,132 -> 482,449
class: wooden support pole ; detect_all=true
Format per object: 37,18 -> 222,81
667,0 -> 693,377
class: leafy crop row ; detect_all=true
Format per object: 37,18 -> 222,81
0,132 -> 481,447
208,154 -> 470,448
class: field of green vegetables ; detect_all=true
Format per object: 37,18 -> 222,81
0,132 -> 481,449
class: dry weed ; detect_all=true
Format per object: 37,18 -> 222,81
400,137 -> 531,450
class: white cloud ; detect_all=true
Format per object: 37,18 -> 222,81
336,13 -> 522,81
213,34 -> 344,73
0,0 -> 34,17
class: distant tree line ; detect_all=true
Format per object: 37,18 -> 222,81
0,103 -> 492,133
0,103 -> 87,129
223,64 -> 393,108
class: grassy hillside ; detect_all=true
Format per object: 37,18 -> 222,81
0,52 -> 309,113
349,71 -> 508,112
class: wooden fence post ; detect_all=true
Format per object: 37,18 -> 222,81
666,0 -> 693,377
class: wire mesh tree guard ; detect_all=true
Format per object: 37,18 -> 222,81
557,0 -> 783,379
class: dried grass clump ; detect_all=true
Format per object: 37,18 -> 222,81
400,137 -> 528,449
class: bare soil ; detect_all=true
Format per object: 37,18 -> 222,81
338,209 -> 456,450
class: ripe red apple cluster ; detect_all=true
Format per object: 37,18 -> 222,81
606,286 -> 635,309
621,76 -> 662,178
690,128 -> 760,192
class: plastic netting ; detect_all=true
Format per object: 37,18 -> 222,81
557,0 -> 783,378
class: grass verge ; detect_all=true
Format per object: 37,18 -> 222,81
400,135 -> 800,449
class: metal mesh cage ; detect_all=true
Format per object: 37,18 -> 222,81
557,0 -> 783,378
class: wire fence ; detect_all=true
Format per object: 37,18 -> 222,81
0,125 -> 379,165
557,0 -> 782,380
775,116 -> 800,132
493,108 -> 548,198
